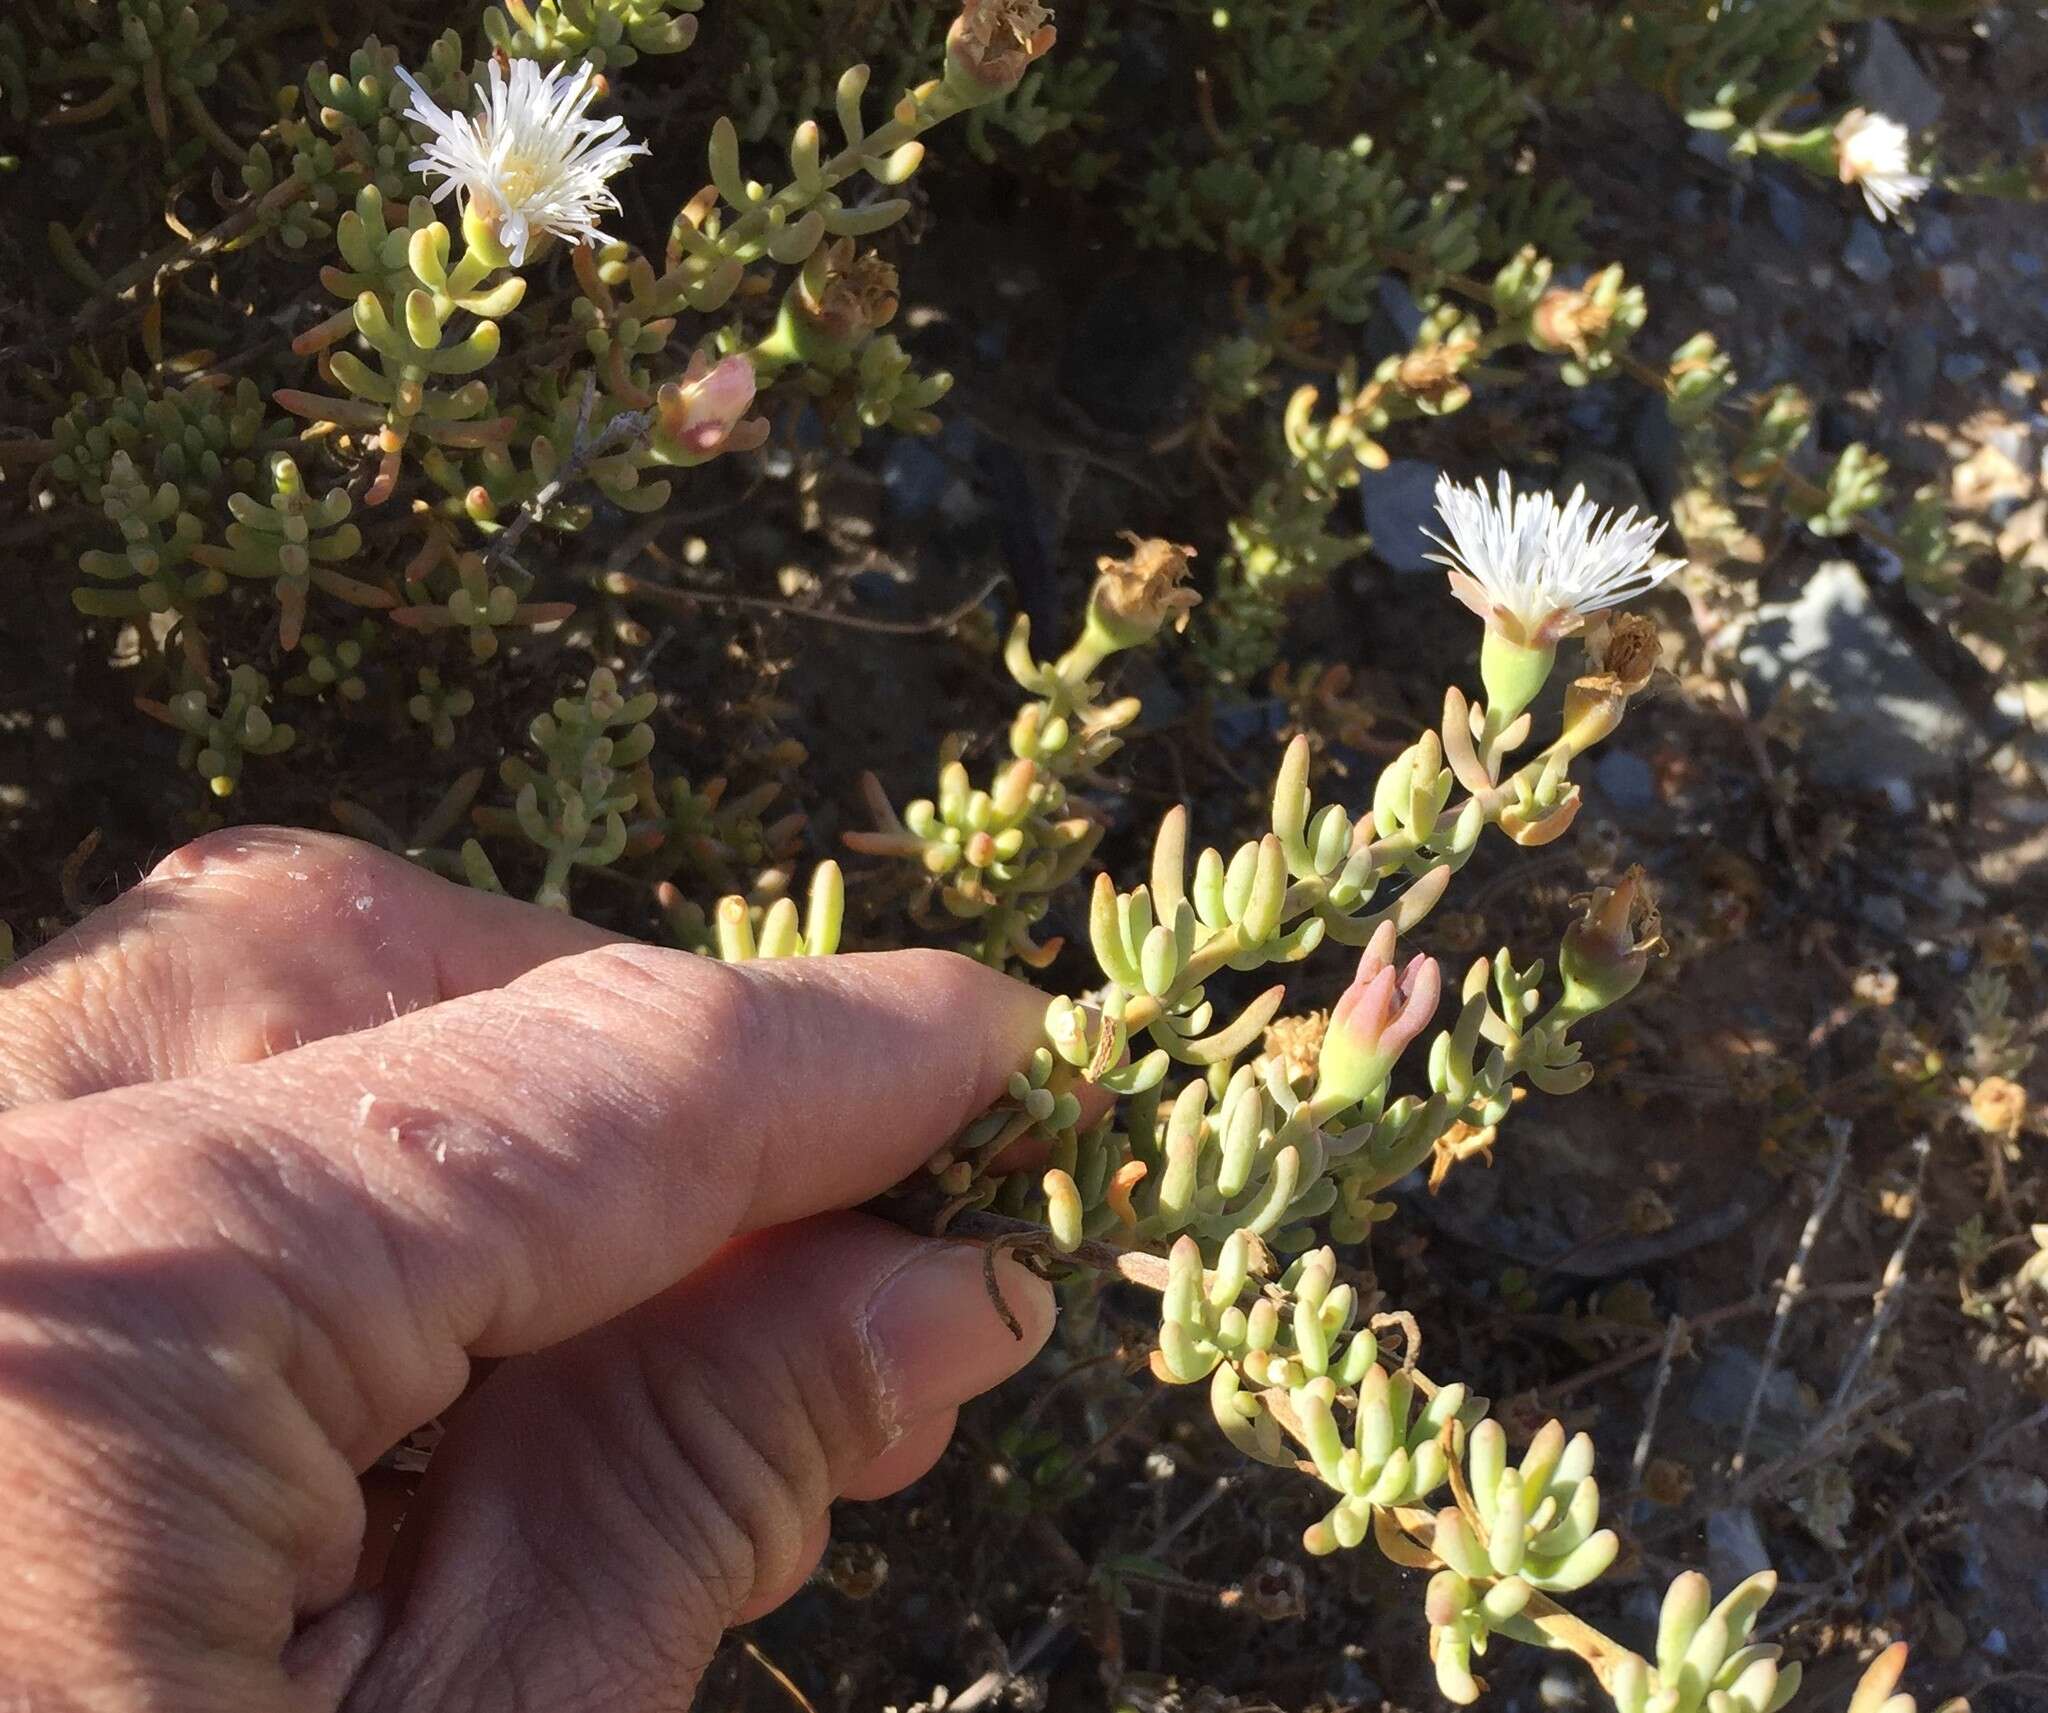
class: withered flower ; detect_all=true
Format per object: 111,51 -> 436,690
1969,1075 -> 2029,1141
796,239 -> 901,342
1530,287 -> 1611,362
1556,865 -> 1664,1021
1260,1009 -> 1329,1091
946,0 -> 1057,93
1560,613 -> 1663,753
1086,532 -> 1200,651
1394,341 -> 1476,411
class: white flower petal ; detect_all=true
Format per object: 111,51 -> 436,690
1834,109 -> 1928,225
1425,472 -> 1683,641
397,59 -> 648,263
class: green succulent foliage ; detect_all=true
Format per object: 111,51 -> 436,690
1665,332 -> 1738,428
468,668 -> 658,910
242,34 -> 469,251
394,543 -> 574,662
284,628 -> 373,704
1617,0 -> 1836,136
847,557 -> 1194,968
1294,1362 -> 1467,1551
73,449 -> 223,620
33,0 -> 237,162
277,185 -> 524,500
50,371 -> 278,509
203,455 -> 379,649
482,0 -> 703,71
1197,477 -> 1368,685
1,22 -> 31,124
720,0 -> 1112,168
642,774 -> 804,893
1895,485 -> 1962,593
1610,1572 -> 1802,1713
407,667 -> 475,750
1733,385 -> 1815,486
709,859 -> 845,961
1804,443 -> 1890,538
147,663 -> 295,797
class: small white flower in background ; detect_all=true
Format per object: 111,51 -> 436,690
396,59 -> 648,264
1425,473 -> 1684,647
1833,109 -> 1929,224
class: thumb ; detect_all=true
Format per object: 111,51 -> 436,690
332,1214 -> 1054,1711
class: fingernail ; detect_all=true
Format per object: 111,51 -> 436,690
860,1243 -> 1056,1432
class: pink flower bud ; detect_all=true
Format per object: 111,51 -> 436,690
656,352 -> 763,457
1311,920 -> 1441,1113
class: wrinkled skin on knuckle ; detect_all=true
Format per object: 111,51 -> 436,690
0,1132 -> 356,1701
0,826 -> 467,1107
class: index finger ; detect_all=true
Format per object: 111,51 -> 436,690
0,944 -> 1050,1465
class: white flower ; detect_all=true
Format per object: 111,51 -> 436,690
396,60 -> 648,264
1425,473 -> 1684,647
1833,109 -> 1929,224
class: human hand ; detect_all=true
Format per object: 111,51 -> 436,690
0,829 -> 1057,1710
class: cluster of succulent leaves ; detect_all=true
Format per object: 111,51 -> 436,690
705,0 -> 2024,687
0,4 -> 1985,1709
829,551 -> 1947,1713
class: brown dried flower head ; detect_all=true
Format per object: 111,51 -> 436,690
1531,287 -> 1611,360
1260,1009 -> 1329,1090
1560,614 -> 1662,754
798,239 -> 900,341
1089,532 -> 1200,646
1969,1075 -> 2029,1140
947,0 -> 1057,90
1394,340 -> 1475,408
1592,612 -> 1662,695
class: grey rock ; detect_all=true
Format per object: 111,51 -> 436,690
1688,1346 -> 1810,1435
1699,283 -> 1739,318
1595,750 -> 1657,813
881,438 -> 956,524
1843,221 -> 1893,284
1941,263 -> 1981,334
1364,275 -> 1425,361
1882,327 -> 1940,411
1984,1628 -> 2010,1659
1861,891 -> 1910,939
1988,424 -> 2031,465
1568,391 -> 1619,442
1359,459 -> 1443,574
2014,250 -> 2044,281
1917,210 -> 1958,261
1734,560 -> 1973,789
1850,21 -> 1944,132
1687,129 -> 1737,171
1943,352 -> 1989,386
1764,173 -> 1807,247
1630,387 -> 1683,510
1707,1508 -> 1774,1590
1539,1671 -> 1590,1710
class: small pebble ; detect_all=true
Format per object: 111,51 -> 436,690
1842,221 -> 1892,283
